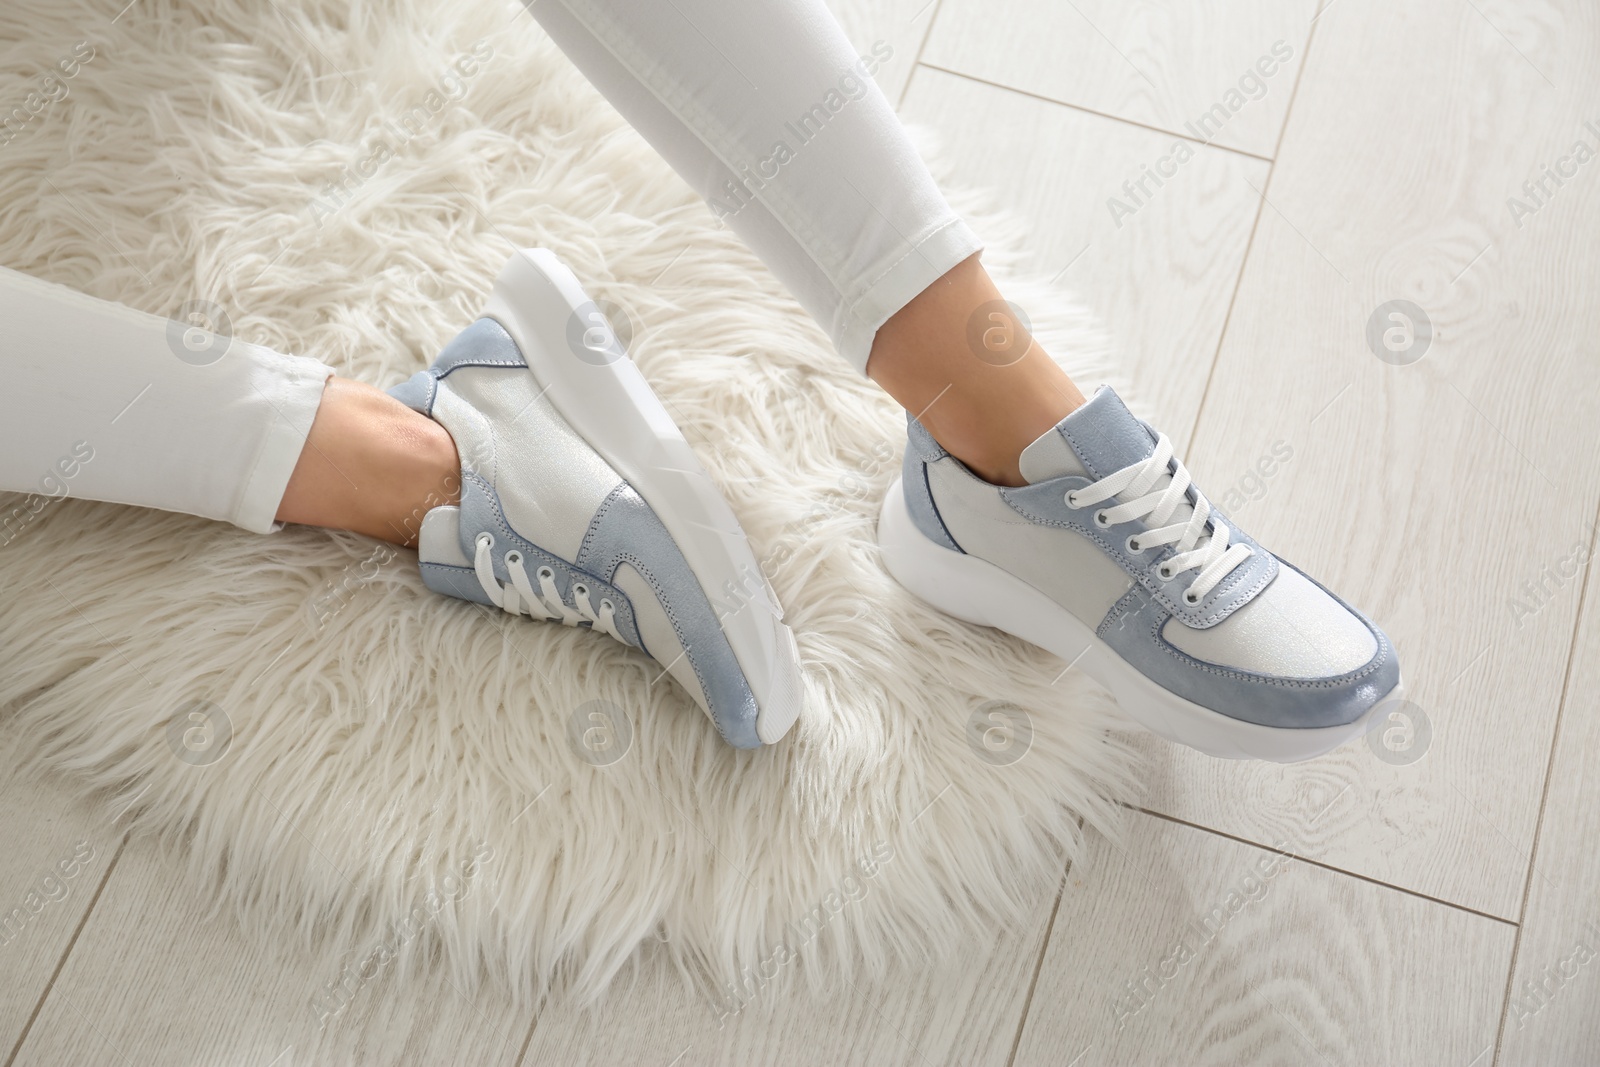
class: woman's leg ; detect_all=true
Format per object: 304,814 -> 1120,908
0,257 -> 800,744
523,0 -> 1083,485
868,253 -> 1085,485
0,266 -> 456,547
520,0 -> 1406,763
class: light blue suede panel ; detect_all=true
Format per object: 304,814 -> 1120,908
905,413 -> 949,463
431,317 -> 529,377
901,432 -> 962,552
388,315 -> 522,410
1052,386 -> 1159,481
1096,561 -> 1400,729
419,561 -> 495,606
456,472 -> 645,652
387,370 -> 437,415
577,482 -> 762,750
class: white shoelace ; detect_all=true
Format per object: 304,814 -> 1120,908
471,532 -> 623,640
1064,432 -> 1253,605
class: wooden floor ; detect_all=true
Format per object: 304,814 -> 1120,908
6,0 -> 1600,1063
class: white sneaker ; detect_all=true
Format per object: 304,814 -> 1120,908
390,250 -> 803,748
879,386 -> 1402,762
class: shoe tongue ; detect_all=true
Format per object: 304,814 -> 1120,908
1020,387 -> 1204,534
1019,387 -> 1156,483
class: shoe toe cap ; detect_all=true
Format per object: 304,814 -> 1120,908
1148,561 -> 1401,729
1162,563 -> 1378,680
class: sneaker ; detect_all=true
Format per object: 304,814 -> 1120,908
390,249 -> 803,748
878,386 -> 1401,762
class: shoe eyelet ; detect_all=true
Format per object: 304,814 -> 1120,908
1124,536 -> 1143,555
537,565 -> 554,580
504,550 -> 521,566
1157,564 -> 1175,580
1064,491 -> 1081,509
1094,510 -> 1111,528
574,583 -> 588,597
600,598 -> 614,612
1183,590 -> 1201,605
476,532 -> 494,550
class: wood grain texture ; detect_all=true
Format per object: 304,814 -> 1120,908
822,0 -> 941,106
10,842 -> 532,1067
899,65 -> 1269,450
519,888 -> 1057,1067
1130,0 -> 1600,920
922,0 -> 1320,158
1014,812 -> 1515,1066
1497,524 -> 1600,1065
9,1 -> 1600,1063
0,763 -> 121,1061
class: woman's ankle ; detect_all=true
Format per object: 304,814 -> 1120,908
916,368 -> 1084,485
276,377 -> 461,546
865,253 -> 1085,486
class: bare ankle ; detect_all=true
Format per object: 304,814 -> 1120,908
917,369 -> 1081,485
865,254 -> 1085,486
276,377 -> 461,546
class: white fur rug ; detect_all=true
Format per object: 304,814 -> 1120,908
0,0 -> 1138,1006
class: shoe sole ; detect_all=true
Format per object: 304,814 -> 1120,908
481,249 -> 802,746
878,477 -> 1402,762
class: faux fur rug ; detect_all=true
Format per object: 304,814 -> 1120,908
0,0 -> 1138,1006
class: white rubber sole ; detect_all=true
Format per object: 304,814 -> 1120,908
878,477 -> 1401,763
483,249 -> 802,745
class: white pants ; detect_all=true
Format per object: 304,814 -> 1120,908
0,0 -> 980,535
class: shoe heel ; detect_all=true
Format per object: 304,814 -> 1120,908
878,477 -> 1001,630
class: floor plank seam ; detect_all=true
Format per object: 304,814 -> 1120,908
895,0 -> 950,111
1490,500 -> 1600,1063
1180,9 -> 1321,450
913,61 -> 1276,164
511,992 -> 542,1067
1128,805 -> 1519,927
1005,856 -> 1073,1067
2,832 -> 128,1067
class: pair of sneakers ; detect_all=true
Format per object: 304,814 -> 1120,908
395,251 -> 1401,761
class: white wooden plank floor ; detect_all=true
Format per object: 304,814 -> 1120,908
1014,812 -> 1515,1067
0,769 -> 123,1059
519,894 -> 1055,1067
10,844 -> 531,1067
921,0 -> 1319,158
1497,534 -> 1600,1064
897,64 -> 1269,449
5,0 -> 1600,1063
1123,0 -> 1600,921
